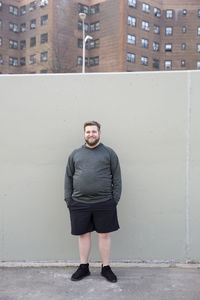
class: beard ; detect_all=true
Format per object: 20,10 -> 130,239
85,136 -> 100,147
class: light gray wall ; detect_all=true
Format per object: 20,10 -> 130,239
0,71 -> 199,263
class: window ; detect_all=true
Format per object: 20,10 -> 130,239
127,52 -> 135,63
30,55 -> 36,64
182,43 -> 186,50
0,37 -> 2,46
153,42 -> 159,51
90,39 -> 99,49
166,27 -> 173,35
181,60 -> 185,67
127,34 -> 136,45
182,26 -> 186,33
153,25 -> 160,34
41,33 -> 48,44
9,5 -> 18,15
77,56 -> 88,66
198,27 -> 200,35
165,44 -> 172,52
141,56 -> 148,66
153,59 -> 159,69
141,38 -> 149,48
9,23 -> 18,33
77,57 -> 81,66
78,21 -> 89,32
142,3 -> 150,13
166,10 -> 173,19
197,61 -> 200,69
20,57 -> 26,66
30,37 -> 36,47
90,4 -> 99,14
30,1 -> 37,11
90,22 -> 100,32
0,55 -> 3,64
0,20 -> 2,30
20,5 -> 26,15
20,23 -> 26,32
165,60 -> 172,69
90,56 -> 99,66
40,69 -> 48,73
39,0 -> 48,7
198,10 -> 200,17
78,21 -> 82,30
9,40 -> 18,49
142,21 -> 149,31
78,39 -> 83,48
77,38 -> 88,49
41,15 -> 48,25
20,40 -> 26,50
0,2 -> 2,11
128,16 -> 136,27
197,44 -> 200,53
30,19 -> 36,29
154,7 -> 161,17
9,57 -> 18,66
78,3 -> 89,15
85,24 -> 89,32
128,0 -> 136,8
183,9 -> 187,16
41,51 -> 48,62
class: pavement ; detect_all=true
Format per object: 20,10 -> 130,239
1,264 -> 200,300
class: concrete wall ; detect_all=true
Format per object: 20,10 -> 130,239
0,71 -> 200,263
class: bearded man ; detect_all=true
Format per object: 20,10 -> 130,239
64,121 -> 122,282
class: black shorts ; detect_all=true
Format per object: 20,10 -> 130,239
68,198 -> 120,235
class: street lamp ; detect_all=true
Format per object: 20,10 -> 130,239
79,12 -> 93,73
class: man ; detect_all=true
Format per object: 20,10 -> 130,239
64,121 -> 121,282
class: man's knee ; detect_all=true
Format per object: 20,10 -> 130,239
98,233 -> 110,239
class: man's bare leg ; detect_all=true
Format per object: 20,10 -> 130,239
98,233 -> 111,266
79,232 -> 91,264
71,232 -> 91,281
98,232 -> 117,282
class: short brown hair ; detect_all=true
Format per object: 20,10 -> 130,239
84,121 -> 101,131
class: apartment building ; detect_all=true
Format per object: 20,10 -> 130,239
0,0 -> 200,74
0,0 -> 52,74
125,0 -> 200,71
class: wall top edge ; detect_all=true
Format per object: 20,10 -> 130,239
0,70 -> 199,78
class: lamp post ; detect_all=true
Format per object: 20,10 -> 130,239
79,12 -> 93,73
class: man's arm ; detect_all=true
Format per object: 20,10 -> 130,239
110,149 -> 122,204
64,153 -> 75,205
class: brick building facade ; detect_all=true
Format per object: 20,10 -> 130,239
0,0 -> 200,74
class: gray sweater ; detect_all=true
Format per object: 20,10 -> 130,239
64,143 -> 122,204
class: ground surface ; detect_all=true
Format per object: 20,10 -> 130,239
1,266 -> 200,300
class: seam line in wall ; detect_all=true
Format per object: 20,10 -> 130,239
185,71 -> 191,261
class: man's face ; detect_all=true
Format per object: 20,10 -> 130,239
84,125 -> 101,147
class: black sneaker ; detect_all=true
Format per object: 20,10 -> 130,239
71,263 -> 90,281
101,265 -> 117,283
